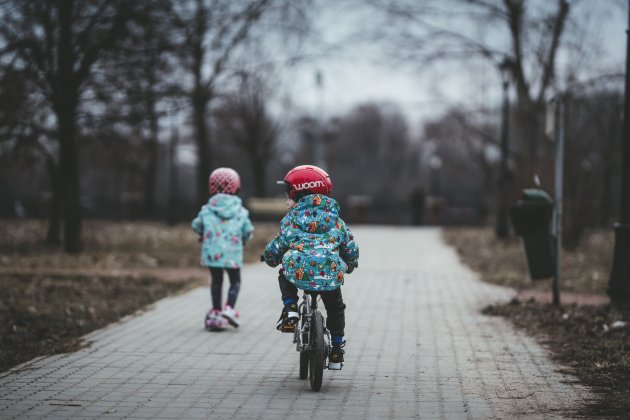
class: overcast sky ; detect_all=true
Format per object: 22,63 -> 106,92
278,0 -> 627,131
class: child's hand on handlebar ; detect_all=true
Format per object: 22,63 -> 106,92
346,261 -> 358,273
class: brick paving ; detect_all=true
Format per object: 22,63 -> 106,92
0,227 -> 595,419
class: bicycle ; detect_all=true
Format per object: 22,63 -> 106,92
261,256 -> 356,392
294,290 -> 331,392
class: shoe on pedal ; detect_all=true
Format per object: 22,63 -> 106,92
328,341 -> 345,370
221,305 -> 240,328
276,303 -> 299,332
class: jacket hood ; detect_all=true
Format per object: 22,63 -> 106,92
292,194 -> 339,234
206,193 -> 242,219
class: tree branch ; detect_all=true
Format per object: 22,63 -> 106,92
536,0 -> 570,103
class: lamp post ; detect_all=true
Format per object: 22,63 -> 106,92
608,0 -> 630,304
496,58 -> 512,238
314,70 -> 326,169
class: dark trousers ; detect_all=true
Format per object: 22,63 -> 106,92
278,270 -> 346,337
209,267 -> 241,310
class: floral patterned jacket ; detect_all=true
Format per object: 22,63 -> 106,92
192,194 -> 254,268
263,194 -> 359,291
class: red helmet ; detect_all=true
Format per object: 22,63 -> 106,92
208,167 -> 241,195
278,165 -> 332,201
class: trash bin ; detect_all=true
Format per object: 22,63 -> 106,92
509,189 -> 555,280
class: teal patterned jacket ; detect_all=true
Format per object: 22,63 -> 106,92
263,194 -> 359,291
192,194 -> 254,268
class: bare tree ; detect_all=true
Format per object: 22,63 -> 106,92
0,59 -> 61,242
0,0 -> 140,252
94,0 -> 179,217
368,0 -> 582,166
214,72 -> 278,197
421,108 -> 516,223
366,0 -> 625,235
170,0 -> 276,206
562,85 -> 623,248
322,103 -> 416,221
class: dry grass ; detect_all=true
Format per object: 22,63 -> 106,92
442,227 -> 613,294
0,220 -> 278,270
0,219 -> 279,373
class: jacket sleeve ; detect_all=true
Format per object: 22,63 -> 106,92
263,230 -> 289,267
191,209 -> 204,236
339,220 -> 359,270
242,210 -> 254,242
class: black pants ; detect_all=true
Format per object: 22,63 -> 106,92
278,270 -> 346,337
209,267 -> 241,310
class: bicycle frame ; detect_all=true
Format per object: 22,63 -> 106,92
293,292 -> 331,354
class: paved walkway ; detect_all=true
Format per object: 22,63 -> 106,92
0,227 -> 594,419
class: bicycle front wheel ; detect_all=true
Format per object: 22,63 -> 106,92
309,311 -> 325,391
299,312 -> 309,379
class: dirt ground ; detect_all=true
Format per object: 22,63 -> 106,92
443,227 -> 629,418
0,220 -> 279,373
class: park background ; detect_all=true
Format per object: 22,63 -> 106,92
1,0 -> 629,417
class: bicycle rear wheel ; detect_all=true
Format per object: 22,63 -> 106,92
299,351 -> 309,379
309,311 -> 325,391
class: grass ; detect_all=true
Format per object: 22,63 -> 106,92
0,219 -> 279,373
442,227 -> 612,294
443,227 -> 629,418
0,220 -> 278,270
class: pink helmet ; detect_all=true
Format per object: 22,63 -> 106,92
208,167 -> 241,195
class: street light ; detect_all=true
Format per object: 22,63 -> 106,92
314,69 -> 326,169
608,0 -> 630,304
496,57 -> 512,238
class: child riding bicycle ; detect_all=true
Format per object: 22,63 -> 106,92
262,165 -> 359,369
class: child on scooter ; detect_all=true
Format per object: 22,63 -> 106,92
192,167 -> 254,331
262,164 -> 359,369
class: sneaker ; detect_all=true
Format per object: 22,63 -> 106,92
205,309 -> 227,331
221,305 -> 240,328
328,341 -> 345,370
276,303 -> 299,333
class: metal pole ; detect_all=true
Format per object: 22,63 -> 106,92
314,70 -> 326,169
608,0 -> 630,303
553,96 -> 564,306
496,78 -> 510,238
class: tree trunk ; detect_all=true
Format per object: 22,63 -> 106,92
142,16 -> 159,219
252,151 -> 267,197
194,94 -> 211,206
191,1 -> 211,207
144,101 -> 158,218
45,160 -> 61,245
58,104 -> 82,253
167,132 -> 179,226
57,2 -> 82,254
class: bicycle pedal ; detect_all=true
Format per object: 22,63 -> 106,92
280,324 -> 296,333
